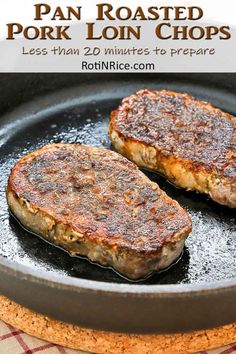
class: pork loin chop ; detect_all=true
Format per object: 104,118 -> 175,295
110,89 -> 236,208
6,144 -> 191,280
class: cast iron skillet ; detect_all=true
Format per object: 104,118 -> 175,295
0,74 -> 235,334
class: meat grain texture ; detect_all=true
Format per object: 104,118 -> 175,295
6,144 -> 191,280
110,89 -> 236,208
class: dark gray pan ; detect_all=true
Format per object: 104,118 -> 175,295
0,74 -> 235,334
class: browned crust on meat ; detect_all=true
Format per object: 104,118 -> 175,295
6,144 -> 191,279
109,89 -> 236,207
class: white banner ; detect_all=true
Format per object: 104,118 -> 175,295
0,0 -> 235,72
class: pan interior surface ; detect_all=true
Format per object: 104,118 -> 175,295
0,78 -> 235,286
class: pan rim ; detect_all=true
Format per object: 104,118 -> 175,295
0,255 -> 235,296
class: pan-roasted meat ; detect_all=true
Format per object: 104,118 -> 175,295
110,89 -> 236,208
6,144 -> 191,280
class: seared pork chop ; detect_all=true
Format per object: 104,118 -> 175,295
110,89 -> 236,208
6,144 -> 191,280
